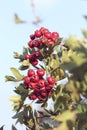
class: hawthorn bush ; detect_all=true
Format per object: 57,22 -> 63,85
5,27 -> 87,130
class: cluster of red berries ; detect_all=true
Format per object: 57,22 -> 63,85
23,68 -> 56,100
25,27 -> 60,66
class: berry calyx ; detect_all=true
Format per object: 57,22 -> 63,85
38,79 -> 46,88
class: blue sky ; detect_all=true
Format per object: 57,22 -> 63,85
0,0 -> 87,129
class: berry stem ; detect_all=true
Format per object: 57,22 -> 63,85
50,66 -> 60,75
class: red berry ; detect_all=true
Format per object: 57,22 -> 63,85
40,36 -> 48,44
41,92 -> 47,97
28,69 -> 35,77
30,59 -> 38,66
51,32 -> 59,42
47,39 -> 54,44
37,95 -> 44,100
30,34 -> 35,40
29,82 -> 37,89
38,79 -> 46,88
33,51 -> 41,59
45,84 -> 53,90
24,76 -> 30,84
31,75 -> 39,83
39,27 -> 45,33
28,40 -> 34,48
42,28 -> 49,34
35,30 -> 42,37
44,32 -> 52,39
37,68 -> 45,77
52,32 -> 59,38
47,76 -> 56,85
29,94 -> 37,100
48,90 -> 53,96
34,40 -> 40,48
25,54 -> 30,59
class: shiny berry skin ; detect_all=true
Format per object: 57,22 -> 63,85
37,95 -> 44,100
41,92 -> 47,97
25,54 -> 30,59
35,30 -> 42,37
29,82 -> 37,89
24,76 -> 30,84
48,90 -> 53,96
37,68 -> 45,77
47,39 -> 54,44
31,75 -> 39,83
52,32 -> 59,38
30,34 -> 35,40
45,84 -> 53,91
44,32 -> 52,39
51,32 -> 59,42
30,59 -> 38,66
28,69 -> 35,77
47,76 -> 56,85
28,40 -> 34,48
33,51 -> 41,58
38,79 -> 46,88
34,40 -> 40,48
42,28 -> 49,34
29,94 -> 37,100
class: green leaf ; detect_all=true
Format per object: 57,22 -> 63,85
14,84 -> 28,100
23,46 -> 28,55
19,65 -> 29,70
54,96 -> 63,112
12,105 -> 35,129
13,52 -> 24,61
5,75 -> 18,82
10,67 -> 24,80
82,29 -> 87,38
18,60 -> 30,70
77,100 -> 87,113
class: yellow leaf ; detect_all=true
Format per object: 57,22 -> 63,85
14,13 -> 26,24
54,122 -> 69,130
52,110 -> 77,122
22,60 -> 30,66
10,67 -> 24,80
9,95 -> 22,103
